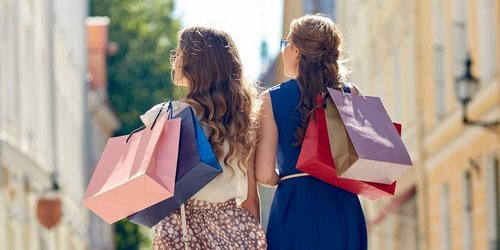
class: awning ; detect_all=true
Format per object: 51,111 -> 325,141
367,185 -> 417,230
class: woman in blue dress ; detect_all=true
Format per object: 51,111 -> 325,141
255,14 -> 368,250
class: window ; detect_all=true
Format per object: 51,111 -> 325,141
375,50 -> 385,99
7,222 -> 14,250
0,2 -> 5,120
407,29 -> 417,123
441,183 -> 451,250
478,0 -> 498,81
396,193 -> 418,250
463,171 -> 473,250
40,230 -> 49,250
22,23 -> 36,152
487,156 -> 499,250
386,214 -> 393,250
0,169 -> 5,250
495,157 -> 500,250
393,52 -> 402,121
2,1 -> 20,125
451,0 -> 467,78
432,0 -> 446,118
304,0 -> 335,18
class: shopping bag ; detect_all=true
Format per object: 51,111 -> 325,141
83,103 -> 181,224
296,95 -> 396,200
127,105 -> 223,227
325,87 -> 412,184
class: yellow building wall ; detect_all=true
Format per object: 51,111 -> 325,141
427,131 -> 499,250
337,0 -> 500,249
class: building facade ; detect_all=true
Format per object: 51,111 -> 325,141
336,0 -> 500,249
86,16 -> 120,250
0,1 -> 116,249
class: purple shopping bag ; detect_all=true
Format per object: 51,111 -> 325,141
326,87 -> 412,184
127,105 -> 223,227
297,95 -> 396,200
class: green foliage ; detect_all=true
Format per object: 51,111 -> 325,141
91,0 -> 181,136
90,1 -> 181,249
114,219 -> 149,250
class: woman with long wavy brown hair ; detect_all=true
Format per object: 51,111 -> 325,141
255,14 -> 367,249
144,26 -> 266,249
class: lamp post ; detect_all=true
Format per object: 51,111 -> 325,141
455,54 -> 499,130
37,172 -> 61,229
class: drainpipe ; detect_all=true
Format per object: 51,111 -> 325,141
47,0 -> 59,192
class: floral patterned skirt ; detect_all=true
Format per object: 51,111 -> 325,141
152,199 -> 267,250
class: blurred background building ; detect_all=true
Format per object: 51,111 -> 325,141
0,0 -> 117,249
336,1 -> 499,249
336,2 -> 421,249
86,16 -> 120,250
0,0 -> 88,249
261,0 -> 499,249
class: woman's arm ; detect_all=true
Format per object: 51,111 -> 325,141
240,151 -> 261,221
254,90 -> 280,187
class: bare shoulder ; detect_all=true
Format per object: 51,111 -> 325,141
170,100 -> 190,116
259,89 -> 271,100
259,90 -> 274,112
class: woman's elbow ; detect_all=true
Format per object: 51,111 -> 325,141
255,169 -> 278,187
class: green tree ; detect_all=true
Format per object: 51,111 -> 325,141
90,0 -> 180,249
91,0 -> 181,136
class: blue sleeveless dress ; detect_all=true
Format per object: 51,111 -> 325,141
266,79 -> 368,250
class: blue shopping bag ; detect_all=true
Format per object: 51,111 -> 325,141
127,105 -> 223,227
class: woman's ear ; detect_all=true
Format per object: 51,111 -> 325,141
292,45 -> 300,60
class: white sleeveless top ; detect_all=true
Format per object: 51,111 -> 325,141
140,101 -> 248,205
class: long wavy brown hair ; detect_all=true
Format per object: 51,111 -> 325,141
289,14 -> 348,145
174,26 -> 258,173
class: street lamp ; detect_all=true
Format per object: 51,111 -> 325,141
455,54 -> 499,130
37,172 -> 61,229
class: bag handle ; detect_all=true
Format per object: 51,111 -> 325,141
150,101 -> 173,129
125,125 -> 146,143
125,101 -> 172,143
341,82 -> 367,100
308,82 -> 366,118
304,94 -> 325,119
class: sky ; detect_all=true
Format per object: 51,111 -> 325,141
173,0 -> 284,80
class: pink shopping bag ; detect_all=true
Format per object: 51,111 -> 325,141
83,103 -> 181,223
326,87 -> 412,184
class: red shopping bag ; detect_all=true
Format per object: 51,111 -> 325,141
84,103 -> 181,223
296,95 -> 396,200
